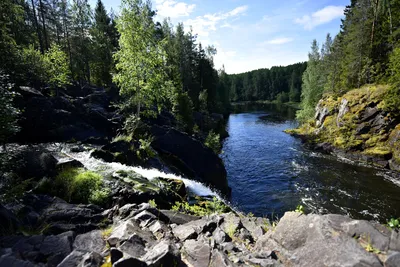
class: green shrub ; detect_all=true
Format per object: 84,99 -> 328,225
137,136 -> 155,160
171,197 -> 228,216
383,47 -> 400,112
205,131 -> 221,154
47,167 -> 109,204
388,218 -> 400,229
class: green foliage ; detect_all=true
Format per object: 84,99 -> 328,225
171,197 -> 227,216
388,218 -> 400,229
295,204 -> 305,214
276,92 -> 289,103
113,0 -> 169,116
43,44 -> 71,90
199,90 -> 208,112
42,167 -> 109,204
21,45 -> 47,84
204,130 -> 221,154
171,89 -> 194,132
137,135 -> 155,160
384,47 -> 400,111
0,72 -> 20,145
148,199 -> 157,208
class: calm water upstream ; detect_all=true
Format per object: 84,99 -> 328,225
220,103 -> 400,222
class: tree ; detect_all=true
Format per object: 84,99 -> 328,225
113,0 -> 169,116
0,72 -> 20,149
91,0 -> 113,86
297,40 -> 323,122
43,44 -> 71,93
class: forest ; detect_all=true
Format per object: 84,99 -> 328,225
297,0 -> 400,122
228,62 -> 307,103
0,0 -> 234,146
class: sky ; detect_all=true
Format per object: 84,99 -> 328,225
91,0 -> 350,74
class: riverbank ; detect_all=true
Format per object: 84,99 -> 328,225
232,100 -> 300,110
286,84 -> 400,173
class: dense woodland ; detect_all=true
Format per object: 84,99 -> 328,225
297,0 -> 400,122
0,0 -> 234,145
228,62 -> 307,103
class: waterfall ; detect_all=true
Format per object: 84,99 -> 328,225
58,144 -> 221,199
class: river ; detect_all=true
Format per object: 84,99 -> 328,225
220,103 -> 400,222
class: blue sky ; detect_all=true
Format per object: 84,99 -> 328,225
91,0 -> 350,74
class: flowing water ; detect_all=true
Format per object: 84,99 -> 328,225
221,103 -> 400,222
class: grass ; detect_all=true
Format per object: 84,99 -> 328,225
171,197 -> 229,216
225,220 -> 237,239
112,134 -> 132,143
38,167 -> 110,205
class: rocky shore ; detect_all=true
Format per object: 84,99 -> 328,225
286,85 -> 400,174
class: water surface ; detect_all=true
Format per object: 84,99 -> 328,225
221,103 -> 400,221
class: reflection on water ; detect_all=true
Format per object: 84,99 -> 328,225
221,103 -> 400,222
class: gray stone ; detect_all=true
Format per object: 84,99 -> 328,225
241,217 -> 266,241
238,228 -> 254,243
113,257 -> 146,267
209,249 -> 234,267
57,250 -> 103,267
142,240 -> 180,266
341,220 -> 390,251
182,239 -> 211,267
221,213 -> 242,237
73,230 -> 105,254
118,234 -> 146,258
243,254 -> 279,267
118,204 -> 137,219
255,212 -> 383,267
386,252 -> 400,267
110,248 -> 123,264
160,210 -> 200,224
213,228 -> 230,244
134,210 -> 157,227
390,230 -> 400,251
107,219 -> 155,247
337,98 -> 349,127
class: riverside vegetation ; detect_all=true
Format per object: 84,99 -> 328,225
1,0 -> 400,266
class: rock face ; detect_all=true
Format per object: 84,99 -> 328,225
150,125 -> 230,196
288,85 -> 400,173
1,199 -> 400,267
14,86 -> 118,143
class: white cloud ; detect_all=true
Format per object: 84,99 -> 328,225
185,5 -> 248,37
295,5 -> 345,30
155,0 -> 196,18
265,37 -> 294,45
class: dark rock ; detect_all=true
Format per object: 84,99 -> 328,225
17,86 -> 44,98
182,239 -> 211,267
0,254 -> 36,267
13,148 -> 58,179
56,158 -> 84,170
160,210 -> 200,225
141,240 -> 180,266
150,125 -> 230,196
172,219 -> 215,241
107,219 -> 155,247
241,217 -> 266,241
385,252 -> 400,267
113,257 -> 146,267
110,248 -> 123,264
134,210 -> 157,227
212,228 -> 230,244
0,205 -> 20,235
355,122 -> 371,135
238,228 -> 254,243
39,231 -> 74,266
91,149 -> 115,162
360,106 -> 380,122
73,230 -> 105,254
57,250 -> 103,267
209,249 -> 234,267
118,235 -> 146,258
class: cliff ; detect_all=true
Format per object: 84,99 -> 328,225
287,85 -> 400,171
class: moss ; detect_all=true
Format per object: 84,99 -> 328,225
364,146 -> 392,157
171,197 -> 230,216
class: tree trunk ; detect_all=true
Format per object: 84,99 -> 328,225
371,0 -> 379,48
31,0 -> 44,54
39,0 -> 49,51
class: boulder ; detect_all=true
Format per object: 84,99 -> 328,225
182,239 -> 211,267
172,219 -> 216,241
255,212 -> 383,267
160,210 -> 200,225
141,240 -> 180,266
385,252 -> 400,267
113,257 -> 146,267
118,234 -> 146,258
150,125 -> 230,196
0,205 -> 20,235
73,230 -> 105,254
57,250 -> 103,267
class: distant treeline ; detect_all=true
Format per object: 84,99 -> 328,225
228,62 -> 307,103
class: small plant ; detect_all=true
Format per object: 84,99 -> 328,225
225,220 -> 236,239
204,130 -> 221,154
89,188 -> 111,206
101,226 -> 114,239
388,218 -> 400,229
136,135 -> 155,160
149,199 -> 157,208
112,134 -> 132,143
171,198 -> 228,216
295,204 -> 305,214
